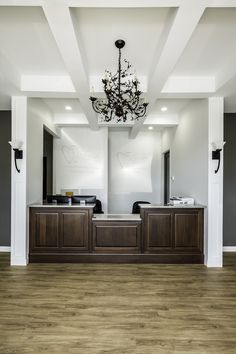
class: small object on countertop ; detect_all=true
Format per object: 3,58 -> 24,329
68,197 -> 72,206
169,196 -> 194,205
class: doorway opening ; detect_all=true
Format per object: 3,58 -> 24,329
0,111 -> 11,261
223,114 -> 236,265
43,128 -> 53,202
164,150 -> 170,205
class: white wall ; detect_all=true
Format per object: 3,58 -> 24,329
161,99 -> 208,205
27,98 -> 59,204
54,127 -> 108,212
108,129 -> 162,213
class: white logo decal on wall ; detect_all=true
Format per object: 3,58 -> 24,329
61,145 -> 99,168
117,152 -> 150,169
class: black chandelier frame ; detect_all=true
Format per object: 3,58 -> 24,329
90,39 -> 148,123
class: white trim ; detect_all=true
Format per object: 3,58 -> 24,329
0,246 -> 11,252
11,256 -> 27,266
207,97 -> 224,268
11,96 -> 28,267
223,246 -> 236,252
206,256 -> 223,268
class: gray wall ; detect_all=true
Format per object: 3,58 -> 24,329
108,129 -> 162,213
161,99 -> 208,206
0,111 -> 11,246
223,114 -> 236,246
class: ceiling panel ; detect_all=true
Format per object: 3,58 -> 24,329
0,7 -> 67,75
172,8 -> 236,76
72,7 -> 172,76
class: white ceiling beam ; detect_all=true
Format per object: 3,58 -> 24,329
42,0 -> 98,129
148,2 -> 205,100
67,0 -> 182,7
157,92 -> 212,99
162,76 -> 215,93
0,0 -> 42,5
206,0 -> 236,7
130,2 -> 205,139
21,75 -> 75,93
67,0 -> 236,7
2,0 -> 236,7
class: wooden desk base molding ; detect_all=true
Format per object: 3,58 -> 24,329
29,253 -> 203,264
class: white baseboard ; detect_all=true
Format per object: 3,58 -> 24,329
223,246 -> 236,252
206,256 -> 223,267
11,256 -> 27,266
0,246 -> 11,252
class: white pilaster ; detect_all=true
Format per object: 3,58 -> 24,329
11,96 -> 28,266
207,97 -> 224,267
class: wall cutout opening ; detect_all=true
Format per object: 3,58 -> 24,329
43,128 -> 53,202
164,150 -> 170,205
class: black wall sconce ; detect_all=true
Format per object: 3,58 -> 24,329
212,141 -> 226,174
9,140 -> 23,173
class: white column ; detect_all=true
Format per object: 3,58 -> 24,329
11,97 -> 28,266
207,97 -> 224,267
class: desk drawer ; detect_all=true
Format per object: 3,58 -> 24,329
92,221 -> 141,253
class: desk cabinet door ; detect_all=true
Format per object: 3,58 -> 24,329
174,211 -> 203,252
144,212 -> 173,252
30,211 -> 59,251
142,208 -> 203,254
93,221 -> 141,253
60,211 -> 89,251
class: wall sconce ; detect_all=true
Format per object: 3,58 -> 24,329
8,140 -> 23,173
211,141 -> 226,174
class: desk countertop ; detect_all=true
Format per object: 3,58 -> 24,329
28,203 -> 96,209
93,214 -> 142,221
139,204 -> 206,209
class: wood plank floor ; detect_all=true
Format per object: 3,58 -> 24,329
0,253 -> 236,354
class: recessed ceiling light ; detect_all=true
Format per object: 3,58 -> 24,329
161,106 -> 167,112
65,105 -> 72,111
148,126 -> 154,130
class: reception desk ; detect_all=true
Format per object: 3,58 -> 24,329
29,204 -> 205,264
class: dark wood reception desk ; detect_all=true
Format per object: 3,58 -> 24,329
29,204 -> 205,264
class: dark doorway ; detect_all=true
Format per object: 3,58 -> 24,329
223,114 -> 236,249
0,111 -> 11,247
164,150 -> 170,205
43,129 -> 53,201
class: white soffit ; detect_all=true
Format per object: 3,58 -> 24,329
162,76 -> 215,93
21,75 -> 75,92
144,114 -> 179,125
42,98 -> 89,125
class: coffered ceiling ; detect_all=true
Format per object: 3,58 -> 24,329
1,0 -> 236,136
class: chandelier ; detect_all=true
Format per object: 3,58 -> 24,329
90,39 -> 148,123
